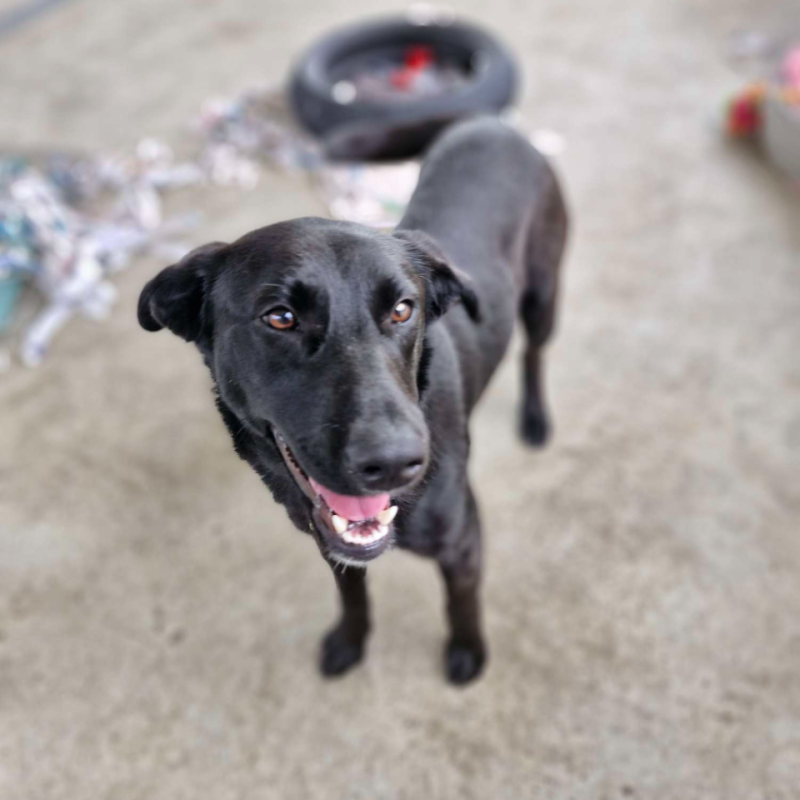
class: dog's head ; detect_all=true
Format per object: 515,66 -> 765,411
138,218 -> 478,565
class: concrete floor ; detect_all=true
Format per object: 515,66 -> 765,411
2,0 -> 800,797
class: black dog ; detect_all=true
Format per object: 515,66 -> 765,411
138,117 -> 567,684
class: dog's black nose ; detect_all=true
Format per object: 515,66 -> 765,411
352,437 -> 426,491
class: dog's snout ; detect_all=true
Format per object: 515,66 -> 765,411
351,434 -> 426,491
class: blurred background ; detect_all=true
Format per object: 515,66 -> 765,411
1,0 -> 799,798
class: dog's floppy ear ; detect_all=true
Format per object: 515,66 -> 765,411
393,229 -> 480,323
138,242 -> 227,342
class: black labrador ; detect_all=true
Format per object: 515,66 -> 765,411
138,117 -> 568,684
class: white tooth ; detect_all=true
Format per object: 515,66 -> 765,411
331,514 -> 348,535
376,506 -> 398,526
376,524 -> 388,539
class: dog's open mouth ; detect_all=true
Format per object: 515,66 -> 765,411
273,429 -> 396,563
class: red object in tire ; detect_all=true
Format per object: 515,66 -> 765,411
404,45 -> 435,70
390,45 -> 437,91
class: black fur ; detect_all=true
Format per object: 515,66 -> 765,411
138,118 -> 568,684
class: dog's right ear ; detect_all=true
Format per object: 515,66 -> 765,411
138,242 -> 227,343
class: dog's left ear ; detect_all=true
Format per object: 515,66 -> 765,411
393,229 -> 480,324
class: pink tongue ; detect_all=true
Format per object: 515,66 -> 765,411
309,478 -> 390,521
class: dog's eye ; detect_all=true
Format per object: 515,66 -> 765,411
263,307 -> 297,331
391,300 -> 413,324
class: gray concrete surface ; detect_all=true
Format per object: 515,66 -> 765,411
1,0 -> 800,798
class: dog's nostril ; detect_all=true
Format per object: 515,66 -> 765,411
356,450 -> 425,487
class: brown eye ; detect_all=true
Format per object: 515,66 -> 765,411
391,300 -> 413,324
264,307 -> 296,330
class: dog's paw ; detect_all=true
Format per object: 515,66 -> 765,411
520,409 -> 550,448
320,627 -> 365,678
445,639 -> 487,686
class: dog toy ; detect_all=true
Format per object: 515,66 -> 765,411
0,145 -> 200,366
726,44 -> 800,138
727,82 -> 768,137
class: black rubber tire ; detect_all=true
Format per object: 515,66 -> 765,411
288,15 -> 518,154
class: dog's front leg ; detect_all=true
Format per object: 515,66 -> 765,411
320,562 -> 371,677
438,486 -> 487,685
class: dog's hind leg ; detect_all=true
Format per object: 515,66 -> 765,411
438,485 -> 486,685
320,562 -> 371,677
519,181 -> 568,447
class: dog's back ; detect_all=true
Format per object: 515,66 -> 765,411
398,117 -> 567,418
